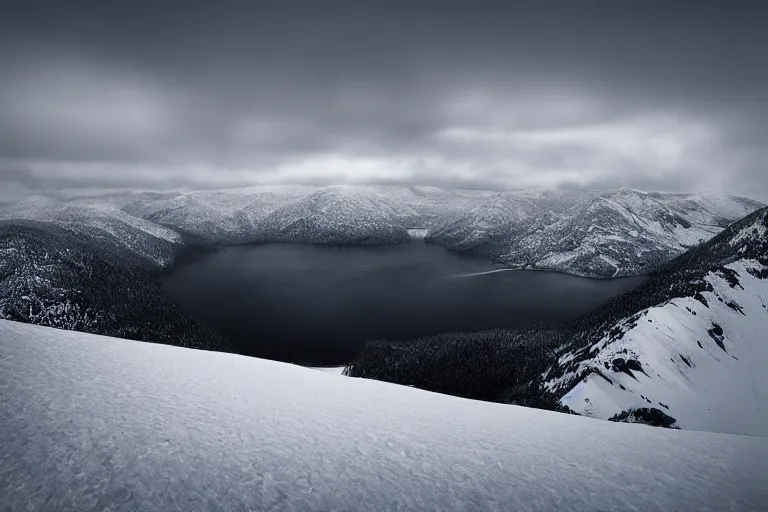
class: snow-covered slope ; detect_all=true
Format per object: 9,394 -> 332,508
49,205 -> 183,269
123,193 -> 252,244
521,189 -> 762,277
545,207 -> 768,434
552,259 -> 768,434
0,196 -> 185,270
348,207 -> 768,434
252,186 -> 413,245
1,319 -> 766,512
352,185 -> 498,230
0,220 -> 227,351
426,191 -> 552,254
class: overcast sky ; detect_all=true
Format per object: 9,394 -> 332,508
1,0 -> 767,199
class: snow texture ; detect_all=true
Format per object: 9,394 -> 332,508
556,259 -> 768,435
546,208 -> 768,436
1,319 -> 767,512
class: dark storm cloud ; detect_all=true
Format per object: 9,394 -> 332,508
1,0 -> 767,199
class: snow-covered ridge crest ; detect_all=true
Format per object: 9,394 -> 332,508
545,207 -> 768,435
554,259 -> 768,434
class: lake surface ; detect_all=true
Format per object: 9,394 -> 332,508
159,242 -> 644,365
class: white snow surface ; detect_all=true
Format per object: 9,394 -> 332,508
2,320 -> 767,511
553,260 -> 768,436
310,366 -> 346,375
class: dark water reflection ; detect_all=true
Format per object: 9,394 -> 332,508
159,242 -> 644,365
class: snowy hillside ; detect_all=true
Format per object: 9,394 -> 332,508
1,320 -> 766,512
123,193 -> 252,244
349,207 -> 768,435
545,207 -> 768,434
0,220 -> 228,351
522,189 -> 763,277
252,186 -> 413,245
0,195 -> 185,270
426,191 -> 550,253
554,260 -> 768,434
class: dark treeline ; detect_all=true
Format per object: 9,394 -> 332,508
346,328 -> 563,408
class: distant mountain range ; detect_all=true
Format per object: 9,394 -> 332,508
1,185 -> 762,277
428,188 -> 764,277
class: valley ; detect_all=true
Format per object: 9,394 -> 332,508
1,186 -> 767,511
348,206 -> 768,435
5,5 -> 768,508
1,185 -> 766,436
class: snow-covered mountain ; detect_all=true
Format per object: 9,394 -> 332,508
0,185 -> 764,362
543,206 -> 768,434
2,319 -> 766,512
1,186 -> 761,277
123,193 -> 253,244
0,194 -> 185,270
251,186 -> 413,245
426,192 -> 548,253
429,188 -> 764,277
349,207 -> 768,435
50,205 -> 184,269
0,220 -> 228,351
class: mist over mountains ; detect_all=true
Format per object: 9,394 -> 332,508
2,185 -> 762,276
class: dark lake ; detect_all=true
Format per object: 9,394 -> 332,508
159,241 -> 644,366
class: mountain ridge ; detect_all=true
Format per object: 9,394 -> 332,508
542,206 -> 768,433
1,185 -> 762,278
0,219 -> 229,351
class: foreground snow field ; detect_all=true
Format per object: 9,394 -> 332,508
1,320 -> 767,511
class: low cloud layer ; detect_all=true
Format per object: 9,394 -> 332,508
2,1 -> 767,199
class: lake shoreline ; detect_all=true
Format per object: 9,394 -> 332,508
159,243 -> 645,366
